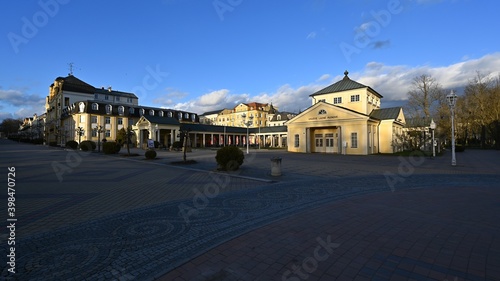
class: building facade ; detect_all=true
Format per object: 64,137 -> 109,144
287,71 -> 405,155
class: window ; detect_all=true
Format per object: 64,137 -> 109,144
168,111 -> 173,117
92,130 -> 97,137
185,113 -> 189,119
277,115 -> 282,120
105,130 -> 111,137
318,99 -> 326,103
128,119 -> 134,126
92,103 -> 99,110
127,97 -> 132,103
149,109 -> 155,116
191,114 -> 196,121
106,104 -> 112,114
118,106 -> 124,116
318,109 -> 327,115
91,116 -> 97,124
94,94 -> 99,100
116,96 -> 120,101
350,95 -> 360,102
178,112 -> 183,119
351,132 -> 358,148
160,111 -> 164,117
294,134 -> 300,147
105,117 -> 111,124
129,107 -> 135,114
105,95 -> 109,101
333,97 -> 342,104
118,118 -> 123,125
140,108 -> 145,116
65,97 -> 70,106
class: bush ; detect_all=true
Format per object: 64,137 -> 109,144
215,146 -> 244,171
145,149 -> 157,159
49,141 -> 58,147
66,140 -> 78,150
172,141 -> 182,149
103,141 -> 121,154
79,140 -> 96,151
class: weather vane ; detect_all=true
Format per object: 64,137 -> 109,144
68,62 -> 74,75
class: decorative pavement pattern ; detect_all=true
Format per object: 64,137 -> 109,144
2,172 -> 499,280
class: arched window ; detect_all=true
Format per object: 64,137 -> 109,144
191,114 -> 196,122
318,109 -> 327,115
167,111 -> 173,117
178,112 -> 183,119
149,109 -> 155,116
129,107 -> 135,114
118,106 -> 124,116
91,103 -> 99,111
277,115 -> 281,120
140,108 -> 145,116
185,113 -> 189,119
160,111 -> 164,117
106,104 -> 112,114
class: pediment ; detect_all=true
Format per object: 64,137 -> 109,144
287,102 -> 368,125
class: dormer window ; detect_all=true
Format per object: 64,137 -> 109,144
129,107 -> 135,114
118,106 -> 124,116
168,111 -> 173,118
191,114 -> 196,121
140,108 -> 145,116
92,103 -> 99,111
178,112 -> 182,119
160,111 -> 164,117
105,104 -> 112,114
149,109 -> 155,116
185,113 -> 189,119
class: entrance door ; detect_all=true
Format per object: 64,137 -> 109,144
325,133 -> 334,153
314,134 -> 324,153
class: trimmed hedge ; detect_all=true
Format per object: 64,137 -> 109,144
66,140 -> 78,149
103,141 -> 121,154
145,149 -> 157,159
79,140 -> 96,151
215,146 -> 244,171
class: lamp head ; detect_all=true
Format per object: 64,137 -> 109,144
446,90 -> 457,108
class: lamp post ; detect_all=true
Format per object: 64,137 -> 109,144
76,127 -> 85,144
93,125 -> 104,152
429,119 -> 436,158
446,90 -> 457,166
155,124 -> 159,142
241,113 -> 254,154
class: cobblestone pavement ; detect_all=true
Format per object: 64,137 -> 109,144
0,139 -> 499,280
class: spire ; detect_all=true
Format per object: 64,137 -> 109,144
343,70 -> 349,80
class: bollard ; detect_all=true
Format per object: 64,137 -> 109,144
270,157 -> 282,176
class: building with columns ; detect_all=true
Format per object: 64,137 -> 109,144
287,71 -> 405,154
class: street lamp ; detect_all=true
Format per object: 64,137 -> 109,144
446,90 -> 457,166
241,113 -> 254,154
93,125 -> 105,152
155,124 -> 159,142
76,127 -> 85,144
429,119 -> 436,158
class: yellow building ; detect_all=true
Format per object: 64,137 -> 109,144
287,71 -> 405,155
215,102 -> 277,128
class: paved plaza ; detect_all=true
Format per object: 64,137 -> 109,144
0,139 -> 499,280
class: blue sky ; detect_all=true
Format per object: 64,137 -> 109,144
1,0 -> 499,122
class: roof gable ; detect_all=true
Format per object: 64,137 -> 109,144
287,101 -> 369,125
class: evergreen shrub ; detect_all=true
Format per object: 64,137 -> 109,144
215,146 -> 244,171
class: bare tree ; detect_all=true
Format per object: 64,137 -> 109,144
406,74 -> 445,118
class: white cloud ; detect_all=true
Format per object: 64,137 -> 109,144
168,52 -> 500,114
0,89 -> 46,121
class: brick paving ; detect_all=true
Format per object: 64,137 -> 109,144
0,139 -> 499,280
